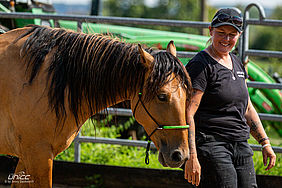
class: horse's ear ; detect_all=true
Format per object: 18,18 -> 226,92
166,40 -> 177,57
138,44 -> 154,68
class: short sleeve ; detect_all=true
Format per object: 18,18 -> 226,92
242,64 -> 249,79
185,59 -> 208,92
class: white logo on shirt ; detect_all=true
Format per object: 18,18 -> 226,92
237,71 -> 245,78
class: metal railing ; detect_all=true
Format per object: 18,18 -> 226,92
240,3 -> 282,62
74,136 -> 282,152
74,135 -> 282,162
0,12 -> 210,28
1,3 -> 281,163
74,107 -> 282,162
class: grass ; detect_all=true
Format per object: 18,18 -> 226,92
55,116 -> 282,176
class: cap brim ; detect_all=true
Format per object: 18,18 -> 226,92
212,22 -> 242,32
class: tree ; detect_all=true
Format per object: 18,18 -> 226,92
250,6 -> 282,51
102,0 -> 216,34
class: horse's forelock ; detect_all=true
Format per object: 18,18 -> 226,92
143,52 -> 192,102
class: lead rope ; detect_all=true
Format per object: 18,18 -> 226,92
144,126 -> 161,164
145,140 -> 151,164
133,92 -> 160,165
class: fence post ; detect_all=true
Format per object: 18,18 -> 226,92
77,21 -> 82,32
54,19 -> 60,28
74,132 -> 81,162
241,3 -> 266,63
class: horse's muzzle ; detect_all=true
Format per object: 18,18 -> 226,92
158,149 -> 188,168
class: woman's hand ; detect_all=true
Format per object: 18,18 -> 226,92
184,155 -> 201,186
262,145 -> 276,171
244,98 -> 276,171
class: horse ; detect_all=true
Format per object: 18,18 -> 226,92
0,25 -> 192,187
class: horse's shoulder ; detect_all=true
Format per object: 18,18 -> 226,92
5,27 -> 31,36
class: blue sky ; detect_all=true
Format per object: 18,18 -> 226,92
51,0 -> 282,9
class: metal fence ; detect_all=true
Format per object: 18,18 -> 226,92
240,3 -> 282,62
0,3 -> 281,162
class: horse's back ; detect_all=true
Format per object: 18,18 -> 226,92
0,26 -> 29,47
0,27 -> 30,76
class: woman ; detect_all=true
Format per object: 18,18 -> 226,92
184,8 -> 276,187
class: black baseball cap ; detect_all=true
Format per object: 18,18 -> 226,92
211,8 -> 243,32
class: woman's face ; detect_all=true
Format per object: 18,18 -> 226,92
210,25 -> 241,55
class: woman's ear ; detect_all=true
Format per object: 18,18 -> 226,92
208,26 -> 213,36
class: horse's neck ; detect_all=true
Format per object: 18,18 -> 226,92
79,94 -> 128,121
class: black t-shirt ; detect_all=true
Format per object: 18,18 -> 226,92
186,51 -> 250,141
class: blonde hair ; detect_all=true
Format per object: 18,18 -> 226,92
205,26 -> 214,47
206,37 -> 212,47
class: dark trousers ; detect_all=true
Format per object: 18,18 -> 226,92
196,133 -> 257,188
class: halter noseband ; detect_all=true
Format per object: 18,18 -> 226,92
133,89 -> 189,165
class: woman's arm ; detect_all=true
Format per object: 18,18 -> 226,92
245,97 -> 276,170
185,89 -> 204,186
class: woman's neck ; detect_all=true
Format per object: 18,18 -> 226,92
207,45 -> 233,70
210,45 -> 228,59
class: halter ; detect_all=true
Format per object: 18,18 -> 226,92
133,85 -> 189,165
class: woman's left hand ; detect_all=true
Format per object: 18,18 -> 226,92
262,145 -> 276,171
184,155 -> 201,186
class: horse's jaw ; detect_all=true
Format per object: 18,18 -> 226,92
158,152 -> 168,167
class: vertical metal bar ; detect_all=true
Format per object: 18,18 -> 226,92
74,132 -> 81,163
242,3 -> 266,63
238,34 -> 243,62
199,0 -> 207,36
91,0 -> 99,15
54,19 -> 60,28
242,11 -> 249,64
98,0 -> 103,16
77,21 -> 82,32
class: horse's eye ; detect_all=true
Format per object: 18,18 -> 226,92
157,94 -> 168,102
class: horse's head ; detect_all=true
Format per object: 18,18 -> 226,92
131,41 -> 192,168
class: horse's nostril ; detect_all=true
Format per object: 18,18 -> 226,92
171,150 -> 183,162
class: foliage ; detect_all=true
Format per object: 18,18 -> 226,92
102,0 -> 216,34
102,0 -> 281,75
56,116 -> 282,176
249,6 -> 282,68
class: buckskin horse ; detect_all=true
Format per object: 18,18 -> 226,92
0,25 -> 192,187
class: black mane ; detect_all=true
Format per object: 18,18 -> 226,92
15,25 -> 192,124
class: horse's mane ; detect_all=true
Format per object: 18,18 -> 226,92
15,25 -> 191,124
